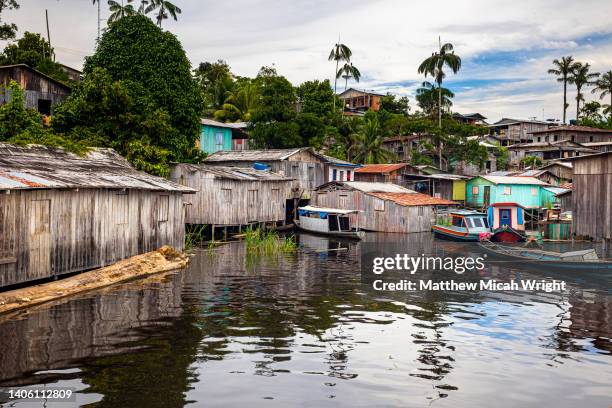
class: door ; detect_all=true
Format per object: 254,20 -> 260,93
483,186 -> 490,207
500,209 -> 511,228
29,199 -> 52,279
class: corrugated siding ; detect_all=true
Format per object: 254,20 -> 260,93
0,189 -> 185,288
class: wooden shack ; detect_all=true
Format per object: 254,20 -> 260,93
539,161 -> 573,183
0,143 -> 194,288
404,173 -> 468,202
313,181 -> 456,233
170,164 -> 292,228
0,64 -> 71,115
354,163 -> 421,187
203,148 -> 327,199
569,152 -> 611,248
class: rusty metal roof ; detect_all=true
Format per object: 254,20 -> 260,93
0,143 -> 194,192
355,163 -> 409,173
368,192 -> 457,207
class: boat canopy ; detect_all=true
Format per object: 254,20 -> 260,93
299,205 -> 359,217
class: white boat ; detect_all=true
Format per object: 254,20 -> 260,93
296,206 -> 365,239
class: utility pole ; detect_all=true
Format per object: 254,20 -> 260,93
45,9 -> 53,61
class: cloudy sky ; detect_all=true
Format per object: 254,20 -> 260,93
3,0 -> 612,122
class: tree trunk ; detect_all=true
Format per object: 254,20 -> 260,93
438,82 -> 443,170
562,79 -> 567,124
576,86 -> 581,121
333,59 -> 339,112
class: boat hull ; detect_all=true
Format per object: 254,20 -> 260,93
431,225 -> 481,242
490,228 -> 526,243
296,221 -> 365,240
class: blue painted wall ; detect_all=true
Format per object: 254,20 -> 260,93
466,177 -> 554,208
200,124 -> 232,154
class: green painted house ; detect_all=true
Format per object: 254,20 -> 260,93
466,175 -> 568,209
199,119 -> 249,155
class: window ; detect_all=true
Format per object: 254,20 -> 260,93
465,218 -> 474,228
374,198 -> 385,211
531,187 -> 538,196
332,169 -> 337,181
215,131 -> 224,148
481,217 -> 489,228
221,188 -> 232,204
340,170 -> 345,181
452,216 -> 465,228
247,190 -> 258,207
418,206 -> 424,216
113,193 -> 129,225
503,186 -> 512,195
472,218 -> 483,228
338,195 -> 348,209
553,134 -> 559,142
347,171 -> 351,181
158,195 -> 169,222
472,186 -> 479,195
307,166 -> 315,182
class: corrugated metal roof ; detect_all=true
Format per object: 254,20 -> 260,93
368,192 -> 456,207
530,125 -> 612,134
519,169 -> 549,177
544,187 -> 571,195
318,153 -> 359,166
176,164 -> 291,181
480,175 -> 548,185
0,143 -> 194,192
344,181 -> 416,193
201,118 -> 248,129
355,163 -> 408,173
204,148 -> 309,162
299,205 -> 359,214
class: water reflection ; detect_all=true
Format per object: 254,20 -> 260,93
0,233 -> 610,407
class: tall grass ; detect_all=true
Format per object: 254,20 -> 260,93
244,226 -> 297,254
185,224 -> 207,250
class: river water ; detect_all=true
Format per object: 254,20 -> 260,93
0,232 -> 610,407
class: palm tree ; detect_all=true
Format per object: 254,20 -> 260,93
337,62 -> 361,91
145,0 -> 181,27
415,81 -> 454,117
214,82 -> 261,122
568,62 -> 599,121
107,0 -> 136,24
417,38 -> 461,129
548,56 -> 577,124
348,116 -> 396,164
328,41 -> 352,110
592,70 -> 612,118
137,0 -> 150,13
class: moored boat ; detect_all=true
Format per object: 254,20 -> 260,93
478,239 -> 612,270
432,210 -> 490,241
487,202 -> 527,243
296,206 -> 365,239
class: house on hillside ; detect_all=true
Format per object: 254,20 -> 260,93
170,164 -> 292,228
466,175 -> 564,209
507,140 -> 596,166
313,181 -> 456,233
489,118 -> 553,146
354,163 -> 421,187
382,134 -> 432,162
580,141 -> 612,153
0,143 -> 194,288
403,173 -> 469,203
529,125 -> 612,144
203,148 -> 327,200
58,64 -> 82,82
567,152 -> 612,250
518,169 -> 561,185
199,118 -> 250,154
337,88 -> 384,115
319,154 -> 360,182
0,64 -> 71,115
452,112 -> 488,125
538,161 -> 573,183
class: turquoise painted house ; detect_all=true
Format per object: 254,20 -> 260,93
466,176 -> 568,209
199,119 -> 249,154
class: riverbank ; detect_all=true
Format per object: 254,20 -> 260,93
0,246 -> 189,316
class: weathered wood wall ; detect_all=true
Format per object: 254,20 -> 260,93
314,189 -> 434,233
171,166 -> 291,226
572,154 -> 612,240
0,189 -> 185,288
0,66 -> 70,111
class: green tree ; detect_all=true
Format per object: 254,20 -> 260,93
0,32 -> 69,83
295,79 -> 335,118
194,60 -> 234,115
569,62 -> 599,121
379,94 -> 410,115
52,68 -> 177,175
592,70 -> 612,118
214,81 -> 260,122
521,156 -> 542,169
580,100 -> 602,121
416,81 -> 453,117
548,56 -> 577,124
328,41 -> 352,110
0,0 -> 18,40
337,62 -> 361,91
145,0 -> 182,26
107,0 -> 136,24
295,112 -> 326,148
348,115 -> 396,163
84,14 -> 202,161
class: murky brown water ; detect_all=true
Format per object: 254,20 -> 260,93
0,232 -> 611,407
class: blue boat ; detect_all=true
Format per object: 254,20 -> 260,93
432,210 -> 490,241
